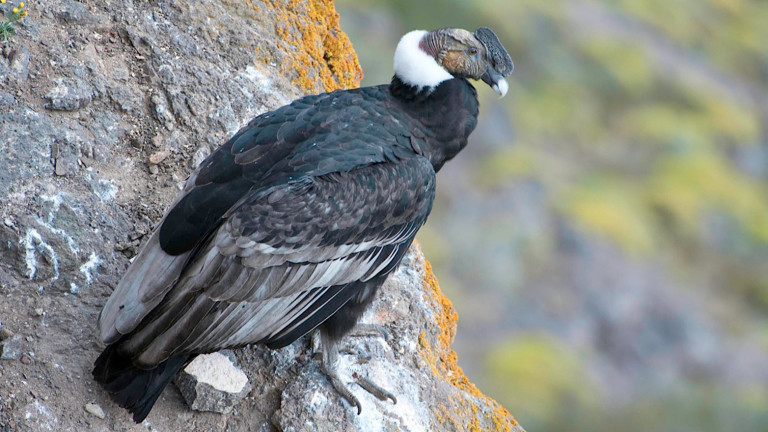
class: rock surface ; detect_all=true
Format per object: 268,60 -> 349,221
0,0 -> 522,431
174,352 -> 251,414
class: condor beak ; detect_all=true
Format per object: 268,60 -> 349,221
474,27 -> 514,98
481,67 -> 509,98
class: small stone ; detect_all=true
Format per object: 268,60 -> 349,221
148,164 -> 159,175
20,355 -> 31,365
55,157 -> 70,176
55,0 -> 99,24
150,94 -> 175,130
85,402 -> 105,419
8,47 -> 30,82
152,134 -> 165,148
44,77 -> 96,111
0,335 -> 24,360
148,150 -> 170,165
114,242 -> 130,251
174,352 -> 251,414
33,308 -> 44,317
0,328 -> 12,340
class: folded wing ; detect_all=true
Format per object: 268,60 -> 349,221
102,156 -> 435,367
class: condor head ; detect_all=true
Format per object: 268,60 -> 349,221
394,27 -> 514,97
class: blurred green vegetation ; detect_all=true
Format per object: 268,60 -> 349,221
337,0 -> 768,430
485,333 -> 598,430
486,334 -> 768,432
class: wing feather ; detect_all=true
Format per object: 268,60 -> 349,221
114,156 -> 435,367
100,231 -> 192,344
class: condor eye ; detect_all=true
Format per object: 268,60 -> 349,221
468,47 -> 479,56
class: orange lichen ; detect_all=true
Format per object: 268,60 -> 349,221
421,259 -> 479,394
420,256 -> 521,431
224,0 -> 361,93
256,0 -> 362,93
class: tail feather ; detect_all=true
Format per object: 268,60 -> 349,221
92,344 -> 190,423
98,230 -> 191,345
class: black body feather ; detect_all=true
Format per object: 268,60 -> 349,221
94,72 -> 483,420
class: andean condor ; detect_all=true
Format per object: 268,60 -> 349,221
93,26 -> 513,422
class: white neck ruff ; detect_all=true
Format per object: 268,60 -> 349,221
393,30 -> 453,89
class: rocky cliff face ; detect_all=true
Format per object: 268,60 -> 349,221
0,1 -> 522,430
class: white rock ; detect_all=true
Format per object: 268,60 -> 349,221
174,352 -> 251,413
85,402 -> 105,419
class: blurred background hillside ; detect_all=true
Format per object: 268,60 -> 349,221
336,1 -> 768,431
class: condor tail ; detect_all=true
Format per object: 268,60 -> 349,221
92,344 -> 190,423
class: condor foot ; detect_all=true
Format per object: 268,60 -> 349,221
314,327 -> 396,414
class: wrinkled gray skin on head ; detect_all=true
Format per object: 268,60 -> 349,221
419,27 -> 513,95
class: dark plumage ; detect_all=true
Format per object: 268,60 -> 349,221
93,26 -> 513,422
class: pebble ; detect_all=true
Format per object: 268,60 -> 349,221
44,77 -> 96,111
0,335 -> 23,360
55,157 -> 70,176
152,134 -> 165,148
85,402 -> 106,419
148,150 -> 170,165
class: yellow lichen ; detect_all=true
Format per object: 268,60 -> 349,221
419,254 -> 521,431
221,0 -> 361,93
251,0 -> 362,93
422,259 -> 478,394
